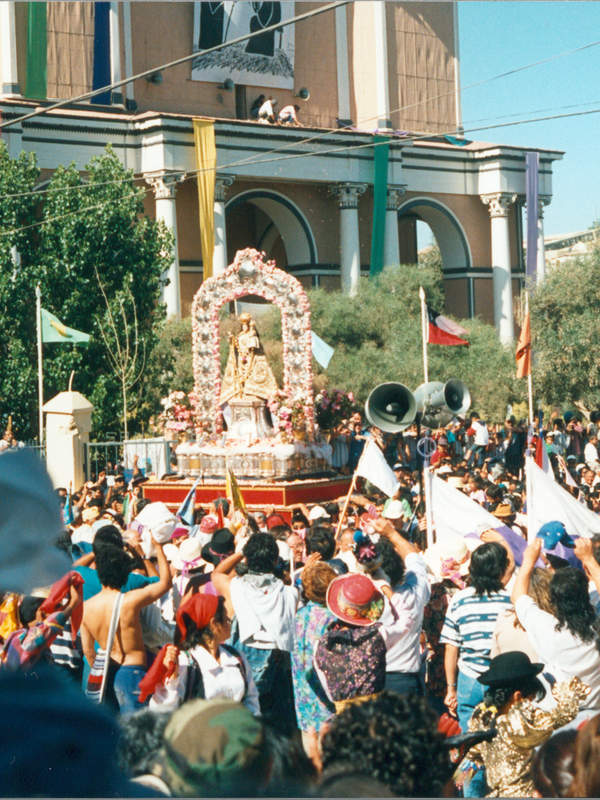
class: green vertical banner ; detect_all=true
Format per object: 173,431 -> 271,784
369,135 -> 390,278
25,2 -> 47,99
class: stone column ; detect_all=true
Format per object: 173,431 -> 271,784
536,196 -> 550,282
384,185 -> 406,268
213,174 -> 235,276
330,183 -> 366,296
0,2 -> 19,95
481,192 -> 517,345
146,172 -> 185,318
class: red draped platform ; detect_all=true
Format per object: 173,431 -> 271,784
142,475 -> 353,520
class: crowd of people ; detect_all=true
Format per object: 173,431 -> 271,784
3,405 -> 600,796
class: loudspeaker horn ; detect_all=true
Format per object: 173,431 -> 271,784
364,382 -> 418,433
414,379 -> 471,428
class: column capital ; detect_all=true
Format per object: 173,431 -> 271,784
480,192 -> 517,218
537,195 -> 551,218
386,185 -> 407,211
214,174 -> 235,203
145,171 -> 186,200
330,182 -> 367,209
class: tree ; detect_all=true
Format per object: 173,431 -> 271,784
0,143 -> 172,439
530,247 -> 600,417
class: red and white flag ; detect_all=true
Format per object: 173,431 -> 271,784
426,306 -> 469,347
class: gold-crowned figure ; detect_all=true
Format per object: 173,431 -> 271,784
219,313 -> 278,406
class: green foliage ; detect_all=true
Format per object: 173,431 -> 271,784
258,265 -> 517,421
530,248 -> 600,414
0,143 -> 171,440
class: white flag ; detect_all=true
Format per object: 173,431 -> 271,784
430,473 -> 529,563
311,331 -> 335,369
431,473 -> 504,544
355,439 -> 399,497
527,457 -> 600,539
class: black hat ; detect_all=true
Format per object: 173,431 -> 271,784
477,651 -> 544,688
201,528 -> 235,565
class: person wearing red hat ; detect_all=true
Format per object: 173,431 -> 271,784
313,572 -> 387,714
140,593 -> 259,714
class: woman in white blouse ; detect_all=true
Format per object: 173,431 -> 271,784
147,592 -> 260,715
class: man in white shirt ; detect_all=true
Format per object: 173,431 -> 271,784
277,104 -> 300,126
468,412 -> 489,468
374,518 -> 430,695
585,434 -> 600,471
257,97 -> 276,124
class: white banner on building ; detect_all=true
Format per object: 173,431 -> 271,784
192,2 -> 295,90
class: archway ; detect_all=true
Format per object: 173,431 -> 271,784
191,248 -> 314,435
225,189 -> 318,268
397,197 -> 472,273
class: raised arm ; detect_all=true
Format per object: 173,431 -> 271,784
511,539 -> 542,605
574,538 -> 600,596
373,517 -> 418,559
129,539 -> 172,609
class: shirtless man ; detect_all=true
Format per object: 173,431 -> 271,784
81,536 -> 171,712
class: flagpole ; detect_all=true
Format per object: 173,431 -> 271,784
335,471 -> 358,540
36,284 -> 44,446
525,291 -> 534,427
423,463 -> 434,548
419,286 -> 429,383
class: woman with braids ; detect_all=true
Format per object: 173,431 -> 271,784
512,538 -> 600,721
140,593 -> 259,714
460,651 -> 589,797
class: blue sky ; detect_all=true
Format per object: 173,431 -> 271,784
458,1 -> 600,237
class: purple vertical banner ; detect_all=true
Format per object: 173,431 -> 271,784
526,151 -> 539,280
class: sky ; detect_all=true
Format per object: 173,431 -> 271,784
457,1 -> 600,238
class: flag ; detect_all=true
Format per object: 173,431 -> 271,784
41,308 -> 90,344
193,119 -> 216,279
534,434 -> 552,476
527,457 -> 600,540
430,473 -> 528,566
24,2 -> 47,99
427,307 -> 469,347
176,478 -> 200,527
311,331 -> 335,369
226,468 -> 247,515
516,311 -> 531,378
355,439 -> 399,497
63,487 -> 74,526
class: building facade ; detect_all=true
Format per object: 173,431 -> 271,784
0,1 -> 563,342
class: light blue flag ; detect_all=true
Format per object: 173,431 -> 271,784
176,477 -> 201,527
311,331 -> 335,369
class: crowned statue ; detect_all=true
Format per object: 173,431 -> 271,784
219,313 -> 278,439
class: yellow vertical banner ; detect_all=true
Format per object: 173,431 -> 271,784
193,118 -> 216,280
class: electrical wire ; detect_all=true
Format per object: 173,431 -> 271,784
0,1 -> 348,131
4,99 -> 600,239
2,21 -> 600,200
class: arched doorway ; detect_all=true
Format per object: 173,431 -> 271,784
398,197 -> 474,316
225,189 -> 318,269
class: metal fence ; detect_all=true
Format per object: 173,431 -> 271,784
84,437 -> 177,481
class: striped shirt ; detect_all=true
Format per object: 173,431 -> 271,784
440,587 -> 512,678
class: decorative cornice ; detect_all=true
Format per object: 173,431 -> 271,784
329,182 -> 367,209
480,192 -> 517,218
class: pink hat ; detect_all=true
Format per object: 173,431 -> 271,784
199,516 -> 218,534
171,526 -> 189,541
326,573 -> 384,627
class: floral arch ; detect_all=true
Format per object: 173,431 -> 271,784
191,248 -> 314,436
